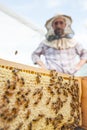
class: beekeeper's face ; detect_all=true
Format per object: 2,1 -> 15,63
52,17 -> 66,36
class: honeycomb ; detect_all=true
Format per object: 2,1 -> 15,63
0,60 -> 82,130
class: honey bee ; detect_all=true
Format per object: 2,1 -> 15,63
52,118 -> 59,129
50,78 -> 55,83
0,104 -> 5,109
37,94 -> 42,101
2,94 -> 10,104
28,122 -> 32,130
5,90 -> 13,96
36,74 -> 41,84
24,99 -> 30,108
58,76 -> 63,82
11,107 -> 19,115
70,110 -> 74,116
56,114 -> 63,120
74,80 -> 79,87
16,91 -> 21,96
12,74 -> 19,82
25,89 -> 31,95
74,117 -> 79,125
45,118 -> 50,125
32,118 -> 39,122
64,82 -> 69,88
77,113 -> 80,120
15,122 -> 23,130
63,90 -> 68,97
47,86 -> 55,96
3,115 -> 8,120
33,87 -> 43,96
50,70 -> 58,77
32,116 -> 41,122
56,88 -> 63,94
46,97 -> 51,105
51,102 -> 58,114
7,117 -> 13,122
15,50 -> 18,55
50,70 -> 55,77
34,100 -> 40,105
21,94 -> 25,99
18,77 -> 25,86
25,109 -> 31,119
0,112 -> 4,118
10,81 -> 16,90
7,79 -> 10,84
68,76 -> 72,84
67,117 -> 72,122
12,68 -> 20,74
61,123 -> 74,130
1,112 -> 9,122
6,80 -> 11,89
38,114 -> 45,118
16,98 -> 22,105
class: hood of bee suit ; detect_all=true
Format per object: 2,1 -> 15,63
45,14 -> 74,41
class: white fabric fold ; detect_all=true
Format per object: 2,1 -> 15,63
43,38 -> 77,50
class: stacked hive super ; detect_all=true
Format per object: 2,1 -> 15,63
0,59 -> 82,130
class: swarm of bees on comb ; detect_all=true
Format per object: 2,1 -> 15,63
0,65 -> 82,130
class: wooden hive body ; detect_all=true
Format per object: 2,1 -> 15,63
0,59 -> 82,130
81,77 -> 87,130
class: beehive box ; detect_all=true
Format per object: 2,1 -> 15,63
81,77 -> 87,130
0,59 -> 82,130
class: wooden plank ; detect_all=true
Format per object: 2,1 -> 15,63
81,77 -> 87,129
